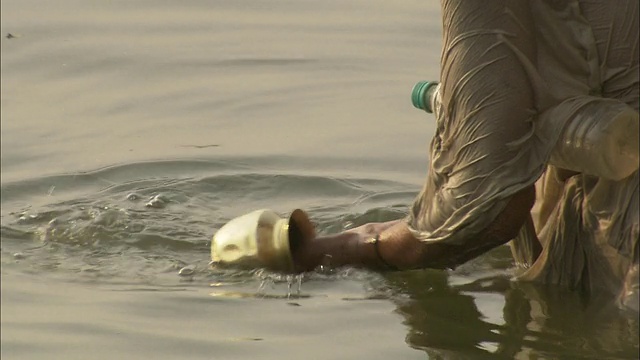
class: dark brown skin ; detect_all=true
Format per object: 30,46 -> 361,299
292,184 -> 536,272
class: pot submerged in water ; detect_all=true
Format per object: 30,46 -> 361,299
210,209 -> 315,273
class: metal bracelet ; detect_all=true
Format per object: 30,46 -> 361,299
372,234 -> 396,270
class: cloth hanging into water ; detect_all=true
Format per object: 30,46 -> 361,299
406,0 -> 639,310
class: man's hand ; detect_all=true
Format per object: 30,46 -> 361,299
291,185 -> 535,273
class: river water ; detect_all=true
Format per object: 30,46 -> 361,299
1,1 -> 638,359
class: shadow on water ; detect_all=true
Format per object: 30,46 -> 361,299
384,265 -> 640,359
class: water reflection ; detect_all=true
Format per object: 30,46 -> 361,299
386,267 -> 639,359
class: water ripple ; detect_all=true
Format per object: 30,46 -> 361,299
1,161 -> 413,285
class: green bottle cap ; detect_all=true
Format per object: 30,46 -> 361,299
411,81 -> 438,113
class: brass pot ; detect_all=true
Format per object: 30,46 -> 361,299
211,209 -> 315,273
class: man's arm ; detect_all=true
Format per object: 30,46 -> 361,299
293,0 -> 539,272
379,184 -> 535,270
292,185 -> 535,272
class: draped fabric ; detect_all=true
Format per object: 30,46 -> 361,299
406,0 -> 639,310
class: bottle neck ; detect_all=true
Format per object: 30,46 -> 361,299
426,83 -> 440,114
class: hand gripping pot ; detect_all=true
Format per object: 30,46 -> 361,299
211,209 -> 315,273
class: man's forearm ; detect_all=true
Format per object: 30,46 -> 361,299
378,185 -> 536,270
292,221 -> 400,272
293,185 -> 535,272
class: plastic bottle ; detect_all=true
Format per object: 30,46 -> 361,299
411,81 -> 440,114
548,98 -> 639,181
411,81 -> 639,181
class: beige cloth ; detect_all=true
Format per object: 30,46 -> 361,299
406,0 -> 639,310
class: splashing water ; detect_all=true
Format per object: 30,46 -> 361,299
286,274 -> 304,299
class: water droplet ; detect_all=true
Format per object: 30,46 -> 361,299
257,279 -> 268,294
126,193 -> 140,201
286,275 -> 293,299
316,254 -> 335,274
178,265 -> 196,276
145,194 -> 167,208
296,274 -> 303,296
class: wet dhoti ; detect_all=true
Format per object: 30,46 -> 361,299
407,0 -> 639,310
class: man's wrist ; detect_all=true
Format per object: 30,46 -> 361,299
364,234 -> 397,270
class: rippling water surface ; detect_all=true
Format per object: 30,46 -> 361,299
1,1 -> 638,359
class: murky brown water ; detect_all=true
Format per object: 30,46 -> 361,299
2,1 -> 638,359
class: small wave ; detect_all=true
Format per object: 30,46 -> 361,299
1,162 -> 415,285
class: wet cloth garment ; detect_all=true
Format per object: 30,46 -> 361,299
406,0 -> 639,309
